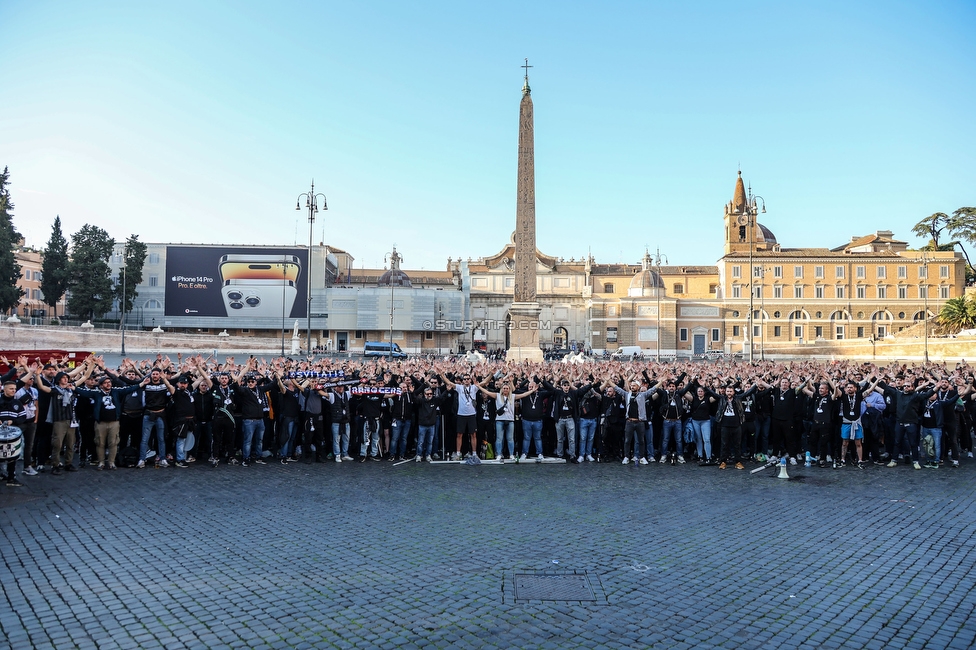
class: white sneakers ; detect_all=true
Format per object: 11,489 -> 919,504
676,455 -> 686,464
136,460 -> 146,469
335,457 -> 342,463
586,455 -> 595,462
639,457 -> 648,465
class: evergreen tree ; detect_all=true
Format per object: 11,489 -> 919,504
67,225 -> 115,320
40,215 -> 70,319
0,166 -> 24,314
114,234 -> 148,314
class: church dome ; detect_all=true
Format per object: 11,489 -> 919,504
628,268 -> 663,297
758,223 -> 777,245
378,268 -> 412,287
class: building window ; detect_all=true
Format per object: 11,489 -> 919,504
673,284 -> 684,294
794,266 -> 803,279
815,285 -> 824,299
425,331 -> 433,340
856,266 -> 866,279
732,266 -> 741,278
143,299 -> 162,309
941,286 -> 950,299
918,266 -> 928,279
753,285 -> 762,299
836,326 -> 845,340
836,266 -> 845,279
754,266 -> 762,278
241,328 -> 250,333
753,325 -> 760,337
877,266 -> 886,279
815,326 -> 824,338
772,266 -> 782,278
148,275 -> 158,287
794,325 -> 803,338
897,265 -> 907,279
773,325 -> 781,337
604,283 -> 614,293
898,286 -> 907,299
940,265 -> 950,278
32,289 -> 41,300
836,286 -> 845,299
919,285 -> 928,299
732,285 -> 741,298
355,330 -> 365,339
856,285 -> 866,299
732,325 -> 740,337
149,253 -> 160,265
679,328 -> 688,342
711,328 -> 720,342
504,277 -> 514,288
857,326 -> 865,338
709,284 -> 717,294
773,285 -> 783,299
794,285 -> 803,299
814,266 -> 825,279
24,269 -> 31,280
877,286 -> 887,299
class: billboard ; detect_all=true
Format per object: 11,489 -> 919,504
164,246 -> 309,318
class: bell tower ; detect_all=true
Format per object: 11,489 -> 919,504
724,171 -> 754,255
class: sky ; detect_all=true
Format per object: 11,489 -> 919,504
1,0 -> 974,272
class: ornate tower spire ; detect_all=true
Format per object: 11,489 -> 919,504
521,58 -> 532,95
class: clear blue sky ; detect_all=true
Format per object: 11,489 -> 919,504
2,0 -> 974,271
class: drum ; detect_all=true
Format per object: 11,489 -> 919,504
0,424 -> 24,462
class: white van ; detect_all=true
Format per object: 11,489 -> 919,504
610,346 -> 643,359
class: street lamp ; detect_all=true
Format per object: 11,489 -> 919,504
384,247 -> 399,359
296,180 -> 327,354
738,190 -> 766,363
651,247 -> 668,362
120,245 -> 127,355
920,251 -> 930,363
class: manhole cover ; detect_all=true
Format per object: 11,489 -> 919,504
508,571 -> 607,604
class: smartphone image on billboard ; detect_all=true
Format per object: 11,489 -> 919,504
221,279 -> 298,318
219,254 -> 301,282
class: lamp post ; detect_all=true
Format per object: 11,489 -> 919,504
758,265 -> 767,361
384,248 -> 398,359
120,245 -> 127,355
739,190 -> 766,363
651,247 -> 667,362
920,251 -> 930,363
296,181 -> 327,354
280,254 -> 287,357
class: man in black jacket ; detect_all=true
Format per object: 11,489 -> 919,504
877,376 -> 936,469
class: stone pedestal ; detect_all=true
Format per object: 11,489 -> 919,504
507,301 -> 544,362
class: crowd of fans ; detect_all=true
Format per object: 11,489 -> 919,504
1,352 -> 973,486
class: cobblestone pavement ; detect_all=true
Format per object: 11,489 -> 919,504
2,458 -> 975,650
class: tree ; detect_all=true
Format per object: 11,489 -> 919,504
0,166 -> 24,314
67,225 -> 115,320
40,216 -> 70,319
912,212 -> 950,250
114,234 -> 148,315
936,295 -> 976,333
946,206 -> 976,276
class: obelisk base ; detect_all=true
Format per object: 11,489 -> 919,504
507,302 -> 544,362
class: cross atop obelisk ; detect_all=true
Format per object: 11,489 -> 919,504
508,58 -> 543,361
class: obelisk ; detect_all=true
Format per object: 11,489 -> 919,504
508,59 -> 544,362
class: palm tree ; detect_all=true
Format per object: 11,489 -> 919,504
936,296 -> 976,333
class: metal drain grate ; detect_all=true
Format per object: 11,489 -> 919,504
507,571 -> 607,604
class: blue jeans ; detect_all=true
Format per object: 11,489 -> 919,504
661,419 -> 682,457
643,423 -> 655,460
578,418 -> 597,457
756,416 -> 771,455
521,419 -> 543,456
921,426 -> 942,463
495,420 -> 515,457
242,418 -> 265,460
360,417 -> 380,457
418,424 -> 436,457
332,422 -> 349,457
554,418 -> 576,457
897,422 -> 920,462
140,413 -> 166,462
279,417 -> 297,458
691,419 -> 712,459
391,419 -> 412,458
